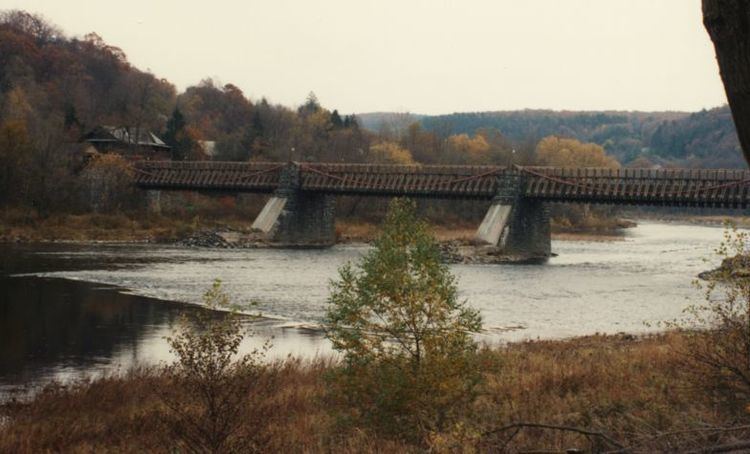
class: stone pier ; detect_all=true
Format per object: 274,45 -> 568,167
502,199 -> 551,257
475,173 -> 551,258
252,163 -> 336,246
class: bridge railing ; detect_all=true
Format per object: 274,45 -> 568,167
298,162 -> 513,198
131,161 -> 750,208
132,161 -> 284,192
520,167 -> 750,207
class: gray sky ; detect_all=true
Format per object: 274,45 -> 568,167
2,0 -> 727,114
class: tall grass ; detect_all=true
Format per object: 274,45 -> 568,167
1,333 -> 747,453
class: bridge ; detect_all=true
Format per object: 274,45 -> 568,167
133,161 -> 750,257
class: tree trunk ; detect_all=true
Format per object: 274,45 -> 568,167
703,0 -> 750,165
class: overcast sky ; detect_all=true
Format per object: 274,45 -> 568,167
1,0 -> 727,115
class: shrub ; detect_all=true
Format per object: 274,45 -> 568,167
325,198 -> 482,443
678,225 -> 750,414
159,279 -> 273,453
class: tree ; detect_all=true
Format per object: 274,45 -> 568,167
330,109 -> 343,128
369,140 -> 415,164
703,0 -> 750,165
0,10 -> 61,45
80,153 -> 137,213
298,91 -> 321,117
0,120 -> 32,205
446,133 -> 491,164
325,198 -> 482,442
535,136 -> 620,168
164,107 -> 188,160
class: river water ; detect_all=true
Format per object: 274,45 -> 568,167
0,221 -> 731,394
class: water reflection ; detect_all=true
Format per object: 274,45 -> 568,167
0,274 -> 332,396
0,276 -> 176,390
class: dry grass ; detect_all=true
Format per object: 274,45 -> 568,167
0,208 -> 258,243
337,219 -> 631,244
472,333 -> 710,451
551,232 -> 626,242
337,220 -> 484,243
335,220 -> 380,243
1,333 -> 746,453
1,206 -> 634,245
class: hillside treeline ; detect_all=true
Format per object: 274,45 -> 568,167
404,107 -> 743,168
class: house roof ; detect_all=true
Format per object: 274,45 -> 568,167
83,126 -> 171,149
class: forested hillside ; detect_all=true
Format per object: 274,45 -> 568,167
362,107 -> 743,168
0,10 -> 370,212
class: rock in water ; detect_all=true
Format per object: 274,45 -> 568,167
176,230 -> 235,248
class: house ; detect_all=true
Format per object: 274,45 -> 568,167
81,126 -> 171,160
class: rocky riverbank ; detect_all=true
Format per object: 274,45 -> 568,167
175,229 -> 260,248
174,228 -> 551,263
438,240 -> 552,264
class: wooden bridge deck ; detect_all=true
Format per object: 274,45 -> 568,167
133,161 -> 750,208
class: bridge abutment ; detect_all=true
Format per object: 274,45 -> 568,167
251,163 -> 336,247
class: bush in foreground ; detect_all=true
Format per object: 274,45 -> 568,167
159,279 -> 273,453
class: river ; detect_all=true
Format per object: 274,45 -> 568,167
0,221 -> 731,395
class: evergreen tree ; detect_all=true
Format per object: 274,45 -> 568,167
251,110 -> 264,137
347,114 -> 360,129
330,109 -> 343,129
164,107 -> 187,160
298,91 -> 321,117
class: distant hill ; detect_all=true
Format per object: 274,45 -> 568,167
648,107 -> 742,168
357,107 -> 744,168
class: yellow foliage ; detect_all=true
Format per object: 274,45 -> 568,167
535,136 -> 620,168
447,134 -> 490,162
370,141 -> 415,164
307,109 -> 332,131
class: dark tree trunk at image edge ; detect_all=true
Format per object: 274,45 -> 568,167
703,0 -> 750,165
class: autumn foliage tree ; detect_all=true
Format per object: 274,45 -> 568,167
535,136 -> 620,168
325,199 -> 482,443
369,141 -> 415,164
